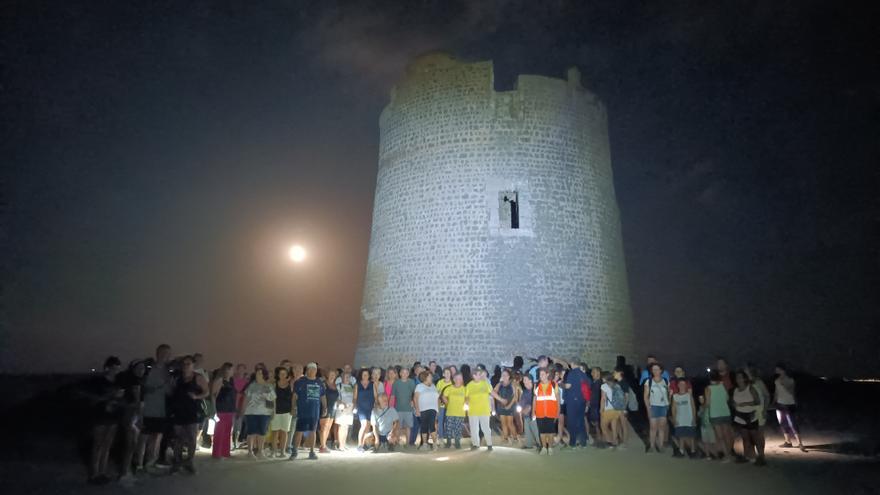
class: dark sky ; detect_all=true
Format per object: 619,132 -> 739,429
2,0 -> 878,375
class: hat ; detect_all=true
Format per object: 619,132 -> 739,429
306,362 -> 318,370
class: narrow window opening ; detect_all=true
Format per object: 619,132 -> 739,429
501,191 -> 519,229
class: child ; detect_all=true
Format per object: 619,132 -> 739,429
697,395 -> 719,460
670,379 -> 696,457
370,393 -> 399,453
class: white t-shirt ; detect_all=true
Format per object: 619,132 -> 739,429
600,383 -> 615,411
648,378 -> 670,407
672,393 -> 694,427
371,407 -> 399,436
775,376 -> 796,405
415,383 -> 439,412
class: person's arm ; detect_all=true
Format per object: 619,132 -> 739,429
190,375 -> 209,400
210,378 -> 223,401
690,397 -> 697,426
531,391 -> 537,420
601,387 -> 609,411
643,382 -> 652,418
670,395 -> 677,424
550,356 -> 572,369
321,395 -> 327,417
413,390 -> 421,416
353,385 -> 359,407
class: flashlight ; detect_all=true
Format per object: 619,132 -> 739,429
463,404 -> 469,411
516,405 -> 522,413
353,408 -> 358,415
491,411 -> 496,417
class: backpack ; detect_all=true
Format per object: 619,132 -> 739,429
610,384 -> 626,411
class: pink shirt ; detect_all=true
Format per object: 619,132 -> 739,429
384,381 -> 396,408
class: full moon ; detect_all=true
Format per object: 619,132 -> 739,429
288,245 -> 307,263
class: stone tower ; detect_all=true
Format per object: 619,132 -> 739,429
355,54 -> 633,369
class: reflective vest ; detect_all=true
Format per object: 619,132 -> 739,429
534,382 -> 559,418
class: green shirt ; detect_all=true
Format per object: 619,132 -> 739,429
391,379 -> 416,412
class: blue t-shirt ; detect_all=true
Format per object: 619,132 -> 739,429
294,377 -> 325,419
563,368 -> 588,403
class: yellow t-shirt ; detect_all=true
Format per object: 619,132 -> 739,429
465,380 -> 492,416
435,379 -> 452,409
443,385 -> 466,417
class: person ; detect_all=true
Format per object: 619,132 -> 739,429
600,372 -> 625,448
136,344 -> 172,473
334,367 -> 355,451
370,393 -> 400,453
428,361 -> 441,382
519,374 -> 540,450
465,368 -> 497,451
588,366 -> 602,443
697,394 -> 720,459
269,367 -> 293,458
243,367 -> 275,459
231,363 -> 249,449
717,357 -> 734,391
290,362 -> 326,460
705,369 -> 735,462
613,367 -> 634,448
669,366 -> 692,398
168,355 -> 209,474
414,370 -> 439,450
354,368 -> 376,452
383,367 -> 398,408
494,369 -> 519,445
435,367 -> 453,440
319,369 -> 340,453
409,363 -> 425,445
533,367 -> 560,455
82,356 -> 124,484
638,355 -> 670,386
773,363 -> 806,452
391,367 -> 416,447
440,372 -> 466,449
286,363 -> 304,453
670,379 -> 697,457
117,359 -> 145,484
732,370 -> 766,465
643,362 -> 669,453
561,361 -> 588,448
210,363 -> 236,459
528,356 -> 551,382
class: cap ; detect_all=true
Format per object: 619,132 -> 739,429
306,362 -> 318,370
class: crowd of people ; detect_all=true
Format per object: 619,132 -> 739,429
80,345 -> 808,485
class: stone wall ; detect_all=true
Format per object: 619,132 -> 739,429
355,53 -> 633,369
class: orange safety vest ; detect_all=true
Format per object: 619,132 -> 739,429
534,382 -> 559,418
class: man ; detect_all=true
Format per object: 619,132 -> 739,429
335,364 -> 356,387
135,344 -> 172,473
408,363 -> 425,445
371,393 -> 400,452
289,363 -> 326,460
561,359 -> 589,447
638,355 -> 670,386
392,367 -> 416,447
528,356 -> 551,382
287,363 -> 305,453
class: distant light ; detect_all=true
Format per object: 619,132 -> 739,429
705,368 -> 711,373
91,368 -> 96,372
435,456 -> 449,462
288,245 -> 307,263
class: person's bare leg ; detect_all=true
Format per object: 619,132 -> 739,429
121,424 -> 138,476
337,425 -> 349,450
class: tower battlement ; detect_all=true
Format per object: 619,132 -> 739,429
356,54 -> 633,369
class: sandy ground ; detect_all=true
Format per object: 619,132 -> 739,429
3,428 -> 877,495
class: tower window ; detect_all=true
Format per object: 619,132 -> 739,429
500,191 -> 519,229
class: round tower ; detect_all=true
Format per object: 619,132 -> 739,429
355,54 -> 633,368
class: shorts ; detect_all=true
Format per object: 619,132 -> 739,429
601,409 -> 622,430
419,410 -> 437,434
335,404 -> 354,426
675,426 -> 696,438
735,420 -> 759,431
710,416 -> 731,426
296,416 -> 319,433
649,405 -> 668,418
142,417 -> 167,434
245,415 -> 271,436
397,412 -> 414,429
270,413 -> 292,432
536,418 -> 557,434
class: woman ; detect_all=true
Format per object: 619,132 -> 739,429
732,370 -> 766,465
642,363 -> 670,453
532,367 -> 560,455
414,370 -> 439,450
494,369 -> 519,445
465,368 -> 497,451
210,362 -> 236,459
83,356 -> 124,484
169,355 -> 209,474
319,369 -> 340,453
774,363 -> 806,452
383,367 -> 397,408
268,367 -> 292,458
244,367 -> 276,459
435,367 -> 453,440
705,369 -> 736,462
613,368 -> 633,448
231,363 -> 249,449
600,372 -> 623,448
440,373 -> 466,449
334,367 -> 355,451
519,374 -> 540,449
553,367 -> 568,446
354,368 -> 377,452
117,359 -> 146,483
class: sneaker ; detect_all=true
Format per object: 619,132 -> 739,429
536,447 -> 543,455
720,456 -> 732,464
430,444 -> 436,451
735,456 -> 749,464
247,452 -> 257,460
798,444 -> 808,453
454,440 -> 461,449
547,448 -> 554,456
118,474 -> 136,487
470,445 -> 479,451
779,442 -> 793,448
754,457 -> 766,467
487,446 -> 493,452
288,450 -> 298,460
356,446 -> 365,453
319,447 -> 330,454
276,451 -> 287,458
308,451 -> 318,460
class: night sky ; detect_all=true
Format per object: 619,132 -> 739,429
2,1 -> 878,375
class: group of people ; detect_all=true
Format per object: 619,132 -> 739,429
81,345 -> 807,485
